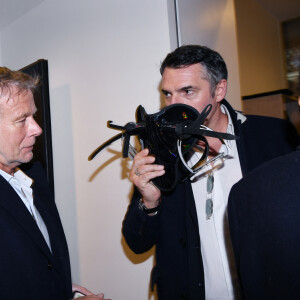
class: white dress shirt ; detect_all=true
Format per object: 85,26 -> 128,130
189,105 -> 244,299
0,168 -> 52,251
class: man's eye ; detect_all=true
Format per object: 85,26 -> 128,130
185,89 -> 193,95
16,118 -> 26,125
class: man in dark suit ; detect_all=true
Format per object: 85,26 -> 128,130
0,67 -> 108,299
228,97 -> 300,299
122,45 -> 299,299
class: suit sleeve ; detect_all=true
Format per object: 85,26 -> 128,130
122,187 -> 160,254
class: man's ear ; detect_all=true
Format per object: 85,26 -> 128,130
215,79 -> 227,103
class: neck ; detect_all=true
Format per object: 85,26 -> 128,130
202,107 -> 229,156
0,163 -> 16,176
207,104 -> 228,132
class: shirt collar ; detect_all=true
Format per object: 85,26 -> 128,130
0,168 -> 12,182
0,167 -> 33,188
14,168 -> 33,188
220,104 -> 235,153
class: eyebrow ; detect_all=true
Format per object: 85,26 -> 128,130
178,85 -> 195,91
162,85 -> 198,94
161,89 -> 170,95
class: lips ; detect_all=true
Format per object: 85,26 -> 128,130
25,140 -> 35,148
23,144 -> 34,151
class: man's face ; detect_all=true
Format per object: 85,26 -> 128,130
0,89 -> 42,171
161,64 -> 226,128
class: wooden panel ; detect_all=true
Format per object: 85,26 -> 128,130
242,94 -> 285,119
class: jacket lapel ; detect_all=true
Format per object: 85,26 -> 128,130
28,165 -> 71,289
33,185 -> 62,258
221,99 -> 248,175
0,175 -> 53,260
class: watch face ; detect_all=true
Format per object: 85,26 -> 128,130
138,199 -> 160,215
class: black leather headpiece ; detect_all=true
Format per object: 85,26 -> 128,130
89,104 -> 238,192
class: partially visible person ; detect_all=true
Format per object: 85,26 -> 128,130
0,67 -> 109,300
122,45 -> 299,299
228,147 -> 300,299
228,77 -> 300,299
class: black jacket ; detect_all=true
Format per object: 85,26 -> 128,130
122,100 -> 299,300
228,148 -> 300,299
0,162 -> 72,299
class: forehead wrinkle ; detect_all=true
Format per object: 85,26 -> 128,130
7,98 -> 37,122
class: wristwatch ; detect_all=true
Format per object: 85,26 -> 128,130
138,199 -> 161,215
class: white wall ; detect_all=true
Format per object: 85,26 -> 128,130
0,1 -> 171,299
176,0 -> 242,110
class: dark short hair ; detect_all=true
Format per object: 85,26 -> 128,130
0,67 -> 39,98
160,45 -> 228,96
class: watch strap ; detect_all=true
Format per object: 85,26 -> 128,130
138,199 -> 161,215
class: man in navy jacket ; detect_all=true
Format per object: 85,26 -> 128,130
0,67 -> 107,299
228,148 -> 300,299
122,45 -> 299,299
228,92 -> 300,299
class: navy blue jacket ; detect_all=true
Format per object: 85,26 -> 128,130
228,148 -> 300,299
0,162 -> 72,299
122,100 -> 299,300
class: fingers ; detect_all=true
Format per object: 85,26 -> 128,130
72,283 -> 93,296
131,149 -> 155,173
133,163 -> 165,179
129,148 -> 164,204
130,149 -> 164,181
71,284 -> 111,300
97,294 -> 112,300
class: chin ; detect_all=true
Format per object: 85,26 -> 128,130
21,152 -> 34,163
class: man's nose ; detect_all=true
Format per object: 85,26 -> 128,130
30,117 -> 43,137
168,95 -> 180,105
